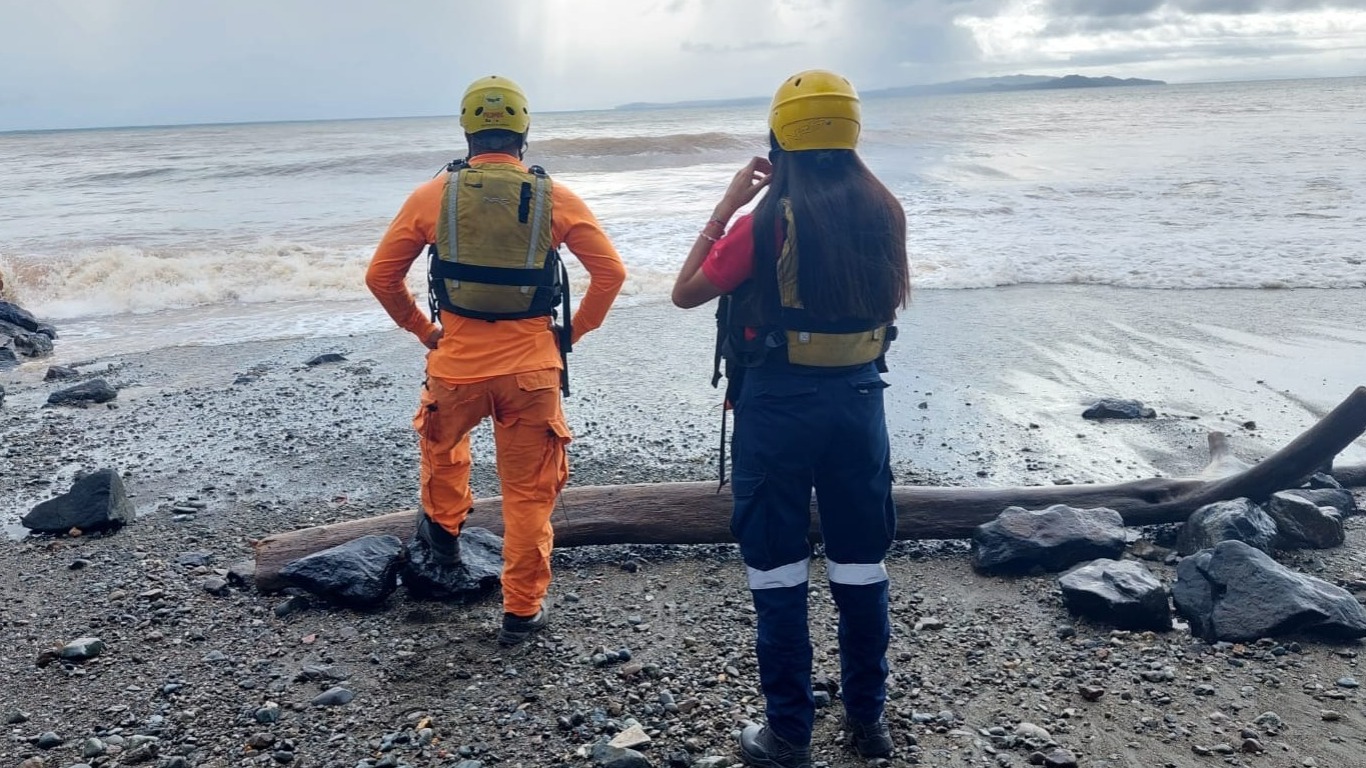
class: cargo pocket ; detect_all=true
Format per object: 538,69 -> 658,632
544,417 -> 573,494
413,390 -> 441,443
515,368 -> 560,394
729,467 -> 773,568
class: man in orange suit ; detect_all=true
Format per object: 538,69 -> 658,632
366,75 -> 626,645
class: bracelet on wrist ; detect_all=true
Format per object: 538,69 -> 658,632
699,230 -> 719,243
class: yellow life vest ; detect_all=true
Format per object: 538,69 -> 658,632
427,161 -> 566,321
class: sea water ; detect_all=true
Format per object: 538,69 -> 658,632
1,77 -> 1363,359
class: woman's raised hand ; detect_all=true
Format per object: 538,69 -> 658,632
715,156 -> 773,222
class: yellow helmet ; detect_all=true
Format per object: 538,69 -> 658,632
769,70 -> 860,151
459,75 -> 531,135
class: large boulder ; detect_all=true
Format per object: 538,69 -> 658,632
403,526 -> 504,600
279,535 -> 405,610
972,505 -> 1127,574
1173,540 -> 1366,642
0,319 -> 53,359
1267,491 -> 1345,549
47,379 -> 118,406
1176,498 -> 1277,555
21,469 -> 136,534
1059,559 -> 1172,631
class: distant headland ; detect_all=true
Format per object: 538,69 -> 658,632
614,74 -> 1166,110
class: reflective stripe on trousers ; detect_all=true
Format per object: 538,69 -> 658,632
730,362 -> 895,746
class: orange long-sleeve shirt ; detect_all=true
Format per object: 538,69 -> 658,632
366,153 -> 627,383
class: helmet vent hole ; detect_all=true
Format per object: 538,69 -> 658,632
475,107 -> 484,116
794,77 -> 803,87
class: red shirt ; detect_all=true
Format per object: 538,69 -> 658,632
701,213 -> 757,293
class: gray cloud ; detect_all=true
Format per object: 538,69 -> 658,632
1051,0 -> 1366,16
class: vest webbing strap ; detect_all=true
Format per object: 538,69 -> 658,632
430,260 -> 560,287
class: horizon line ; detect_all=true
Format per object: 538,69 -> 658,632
2,72 -> 1361,136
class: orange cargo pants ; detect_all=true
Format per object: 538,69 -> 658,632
413,368 -> 571,617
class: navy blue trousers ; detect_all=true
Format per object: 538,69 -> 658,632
729,362 -> 895,746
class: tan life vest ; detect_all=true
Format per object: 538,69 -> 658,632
720,199 -> 895,371
427,161 -> 566,321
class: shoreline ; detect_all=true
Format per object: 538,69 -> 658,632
3,284 -> 1366,767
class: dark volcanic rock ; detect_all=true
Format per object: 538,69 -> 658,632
972,504 -> 1127,574
1058,558 -> 1172,631
21,469 -> 136,533
1173,540 -> 1366,641
47,378 -> 118,406
0,301 -> 46,335
280,534 -> 405,609
0,382 -> 5,406
0,345 -> 17,370
403,526 -> 504,601
1267,491 -> 1345,549
590,740 -> 651,768
1176,498 -> 1277,555
1,319 -> 53,359
305,352 -> 347,366
44,365 -> 79,381
1082,398 -> 1155,420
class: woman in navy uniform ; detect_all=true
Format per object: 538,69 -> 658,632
672,70 -> 911,768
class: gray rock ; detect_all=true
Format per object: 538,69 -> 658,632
1059,558 -> 1172,631
0,300 -> 49,335
311,687 -> 355,707
226,559 -> 256,588
60,636 -> 106,660
590,740 -> 652,768
82,737 -> 107,758
1176,498 -> 1277,555
177,551 -> 214,567
202,576 -> 230,596
21,469 -> 135,534
0,317 -> 54,358
47,378 -> 117,406
403,526 -> 504,601
0,382 -> 5,406
281,535 -> 404,609
1280,487 -> 1357,517
1267,491 -> 1345,549
972,504 -> 1127,574
0,346 -> 16,371
35,731 -> 62,749
1082,398 -> 1155,420
44,365 -> 79,381
1173,540 -> 1366,641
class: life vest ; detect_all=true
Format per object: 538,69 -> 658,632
718,199 -> 895,374
427,160 -> 567,322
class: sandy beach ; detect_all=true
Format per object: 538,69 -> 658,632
3,285 -> 1366,767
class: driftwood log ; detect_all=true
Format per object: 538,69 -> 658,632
253,386 -> 1366,591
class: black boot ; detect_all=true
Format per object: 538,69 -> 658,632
498,605 -> 550,646
738,724 -> 811,768
415,513 -> 462,567
846,717 -> 894,759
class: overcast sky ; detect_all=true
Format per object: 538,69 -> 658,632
2,0 -> 1364,131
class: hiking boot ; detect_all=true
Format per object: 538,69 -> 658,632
846,717 -> 894,758
738,724 -> 811,768
414,513 -> 462,566
498,605 -> 549,646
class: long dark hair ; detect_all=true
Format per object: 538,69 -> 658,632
752,134 -> 910,322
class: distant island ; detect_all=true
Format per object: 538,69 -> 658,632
615,74 -> 1166,110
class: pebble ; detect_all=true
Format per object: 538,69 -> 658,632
1321,710 -> 1343,721
1337,676 -> 1359,688
202,576 -> 230,596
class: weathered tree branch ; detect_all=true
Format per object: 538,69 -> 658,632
253,387 -> 1366,591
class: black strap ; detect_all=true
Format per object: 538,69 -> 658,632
430,260 -> 559,287
778,307 -> 884,335
557,257 -> 572,397
711,295 -> 730,389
